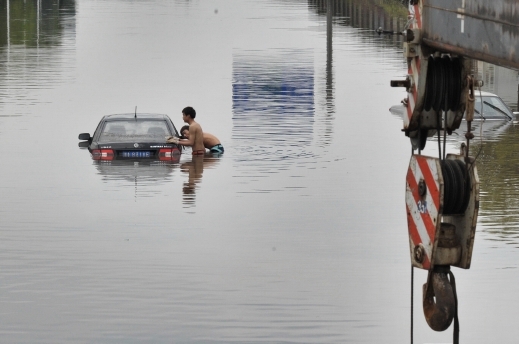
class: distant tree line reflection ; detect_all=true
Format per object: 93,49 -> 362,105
0,0 -> 75,47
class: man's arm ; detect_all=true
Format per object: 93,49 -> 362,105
177,137 -> 192,146
168,136 -> 190,146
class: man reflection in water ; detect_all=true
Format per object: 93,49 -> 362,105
181,151 -> 221,206
180,125 -> 224,155
174,107 -> 205,155
181,155 -> 204,205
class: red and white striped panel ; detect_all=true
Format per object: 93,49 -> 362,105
405,155 -> 442,270
404,1 -> 423,128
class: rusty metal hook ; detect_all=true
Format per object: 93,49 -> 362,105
423,267 -> 455,331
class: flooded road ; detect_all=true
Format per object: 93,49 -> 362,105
0,0 -> 518,343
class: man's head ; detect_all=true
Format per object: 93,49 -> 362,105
180,125 -> 190,139
182,106 -> 196,120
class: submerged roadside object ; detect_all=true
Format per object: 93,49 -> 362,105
78,113 -> 182,162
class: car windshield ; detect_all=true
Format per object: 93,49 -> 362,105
99,120 -> 172,143
474,96 -> 513,120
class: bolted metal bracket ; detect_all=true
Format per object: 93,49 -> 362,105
406,28 -> 421,44
414,244 -> 426,263
433,223 -> 461,266
391,75 -> 414,92
403,42 -> 418,58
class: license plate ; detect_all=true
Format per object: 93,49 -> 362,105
121,151 -> 151,158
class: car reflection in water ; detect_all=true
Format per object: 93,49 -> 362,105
181,154 -> 221,208
389,91 -> 519,143
93,159 -> 180,183
91,159 -> 180,199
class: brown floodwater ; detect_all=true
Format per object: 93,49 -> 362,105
0,0 -> 518,343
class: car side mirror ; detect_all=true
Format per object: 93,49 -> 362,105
78,141 -> 90,148
78,133 -> 91,140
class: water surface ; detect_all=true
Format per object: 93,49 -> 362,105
0,0 -> 518,343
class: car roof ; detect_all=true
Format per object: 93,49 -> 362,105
474,91 -> 499,97
103,113 -> 169,121
389,91 -> 510,118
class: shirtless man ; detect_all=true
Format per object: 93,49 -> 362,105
174,107 -> 206,155
180,125 -> 224,155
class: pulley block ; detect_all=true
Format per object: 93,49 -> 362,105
405,153 -> 479,270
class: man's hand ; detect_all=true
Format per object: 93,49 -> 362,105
166,136 -> 179,144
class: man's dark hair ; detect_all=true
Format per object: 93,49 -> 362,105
180,125 -> 189,138
182,106 -> 196,119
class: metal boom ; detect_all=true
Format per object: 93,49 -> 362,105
422,0 -> 519,70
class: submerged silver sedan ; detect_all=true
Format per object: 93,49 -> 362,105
470,91 -> 517,120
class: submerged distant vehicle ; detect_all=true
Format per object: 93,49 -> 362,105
78,113 -> 182,161
389,91 -> 519,145
390,91 -> 518,122
468,91 -> 518,120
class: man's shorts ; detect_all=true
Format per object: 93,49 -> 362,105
192,149 -> 205,155
209,144 -> 224,154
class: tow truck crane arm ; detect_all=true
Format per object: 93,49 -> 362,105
391,1 -> 517,340
422,0 -> 519,71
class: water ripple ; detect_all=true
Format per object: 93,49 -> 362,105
232,48 -> 317,177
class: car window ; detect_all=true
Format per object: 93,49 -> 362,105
99,120 -> 172,143
474,96 -> 512,120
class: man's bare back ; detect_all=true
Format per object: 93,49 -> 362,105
201,132 -> 220,149
180,125 -> 224,154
